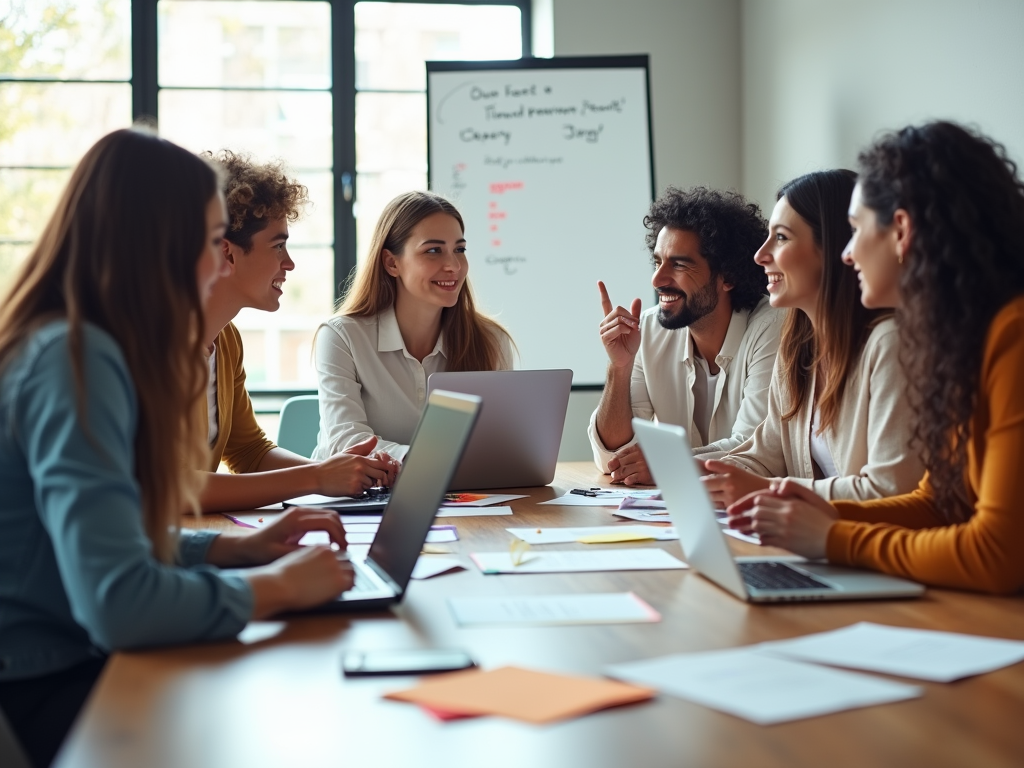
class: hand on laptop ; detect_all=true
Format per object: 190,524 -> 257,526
232,506 -> 349,566
608,444 -> 654,485
724,479 -> 839,558
701,460 -> 771,507
315,436 -> 397,495
598,281 -> 642,370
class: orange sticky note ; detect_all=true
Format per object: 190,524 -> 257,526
385,666 -> 654,724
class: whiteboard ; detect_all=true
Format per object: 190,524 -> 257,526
427,56 -> 655,386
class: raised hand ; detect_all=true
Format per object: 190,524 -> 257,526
598,280 -> 643,369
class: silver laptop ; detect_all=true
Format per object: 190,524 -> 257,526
633,419 -> 925,603
426,369 -> 572,490
307,390 -> 480,613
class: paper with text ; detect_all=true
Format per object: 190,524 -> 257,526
471,548 -> 687,574
448,592 -> 660,626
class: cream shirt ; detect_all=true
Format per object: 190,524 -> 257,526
313,307 -> 514,460
588,296 -> 783,472
720,318 -> 924,500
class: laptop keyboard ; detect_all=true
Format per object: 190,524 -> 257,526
738,561 -> 834,591
352,487 -> 390,504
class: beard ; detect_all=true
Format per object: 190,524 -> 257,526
657,279 -> 720,330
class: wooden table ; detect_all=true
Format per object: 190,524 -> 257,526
56,463 -> 1024,768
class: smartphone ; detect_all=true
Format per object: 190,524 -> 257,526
342,649 -> 476,677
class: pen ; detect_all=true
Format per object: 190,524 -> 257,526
570,487 -> 605,497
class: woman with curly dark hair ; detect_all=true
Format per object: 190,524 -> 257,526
196,151 -> 397,512
727,122 -> 1024,594
703,170 -> 923,507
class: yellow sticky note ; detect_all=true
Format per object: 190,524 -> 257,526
577,531 -> 657,544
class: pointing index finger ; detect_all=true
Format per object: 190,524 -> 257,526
598,280 -> 613,316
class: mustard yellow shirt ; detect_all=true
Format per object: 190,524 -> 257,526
829,295 -> 1024,594
205,323 -> 276,473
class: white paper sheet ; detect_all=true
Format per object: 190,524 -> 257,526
436,505 -> 514,518
606,647 -> 921,725
506,525 -> 677,544
471,548 -> 687,574
722,528 -> 761,545
300,527 -> 458,546
538,489 -> 660,507
613,509 -> 672,523
441,494 -> 528,507
411,556 -> 466,580
757,622 -> 1024,682
448,592 -> 661,626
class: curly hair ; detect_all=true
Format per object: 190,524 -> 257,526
776,170 -> 890,432
202,150 -> 309,251
857,121 -> 1024,522
643,186 -> 768,312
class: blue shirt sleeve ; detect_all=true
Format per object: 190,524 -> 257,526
15,328 -> 253,652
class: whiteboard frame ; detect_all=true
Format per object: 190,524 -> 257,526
425,54 -> 656,389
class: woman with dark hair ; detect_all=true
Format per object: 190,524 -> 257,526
727,122 -> 1024,594
313,191 -> 515,460
0,129 -> 355,766
702,170 -> 924,506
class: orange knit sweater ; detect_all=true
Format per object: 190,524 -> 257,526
828,295 -> 1024,594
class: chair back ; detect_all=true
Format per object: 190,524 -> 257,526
277,395 -> 321,458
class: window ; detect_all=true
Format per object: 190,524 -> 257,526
0,0 -> 527,389
0,0 -> 132,298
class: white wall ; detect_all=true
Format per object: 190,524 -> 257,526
742,0 -> 1024,210
551,0 -> 743,193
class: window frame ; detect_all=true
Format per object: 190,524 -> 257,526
131,0 -> 531,313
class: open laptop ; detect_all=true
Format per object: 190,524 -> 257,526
306,389 -> 480,613
633,419 -> 925,603
426,369 -> 572,490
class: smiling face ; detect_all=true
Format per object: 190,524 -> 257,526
196,192 -> 230,310
842,183 -> 903,309
384,212 -> 467,310
225,216 -> 294,312
650,227 -> 729,330
754,196 -> 823,318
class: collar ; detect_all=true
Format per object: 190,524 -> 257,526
377,305 -> 446,359
681,307 -> 751,372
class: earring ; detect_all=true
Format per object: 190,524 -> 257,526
897,252 -> 904,265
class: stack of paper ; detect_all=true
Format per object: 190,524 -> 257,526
442,493 -> 527,507
506,525 -> 677,545
385,666 -> 655,724
757,622 -> 1024,682
471,548 -> 687,574
606,647 -> 921,724
538,489 -> 660,507
448,593 -> 661,626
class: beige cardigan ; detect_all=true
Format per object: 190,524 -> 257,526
720,318 -> 924,501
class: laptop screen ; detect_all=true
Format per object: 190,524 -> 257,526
366,391 -> 480,590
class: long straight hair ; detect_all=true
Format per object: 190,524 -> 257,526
338,191 -> 511,371
777,170 -> 891,431
0,128 -> 216,562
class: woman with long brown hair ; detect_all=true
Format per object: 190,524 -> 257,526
727,122 -> 1024,594
0,129 -> 354,767
701,170 -> 924,507
313,191 -> 514,460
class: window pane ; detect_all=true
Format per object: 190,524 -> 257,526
356,91 -> 425,173
0,0 -> 130,80
0,82 -> 131,166
290,170 -> 334,247
233,246 -> 335,386
354,2 -> 521,91
0,167 -> 71,241
159,89 -> 333,168
158,1 -> 331,89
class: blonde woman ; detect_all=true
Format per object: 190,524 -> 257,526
314,191 -> 514,461
0,129 -> 354,766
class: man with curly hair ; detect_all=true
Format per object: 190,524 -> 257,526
197,151 -> 397,512
590,186 -> 782,485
